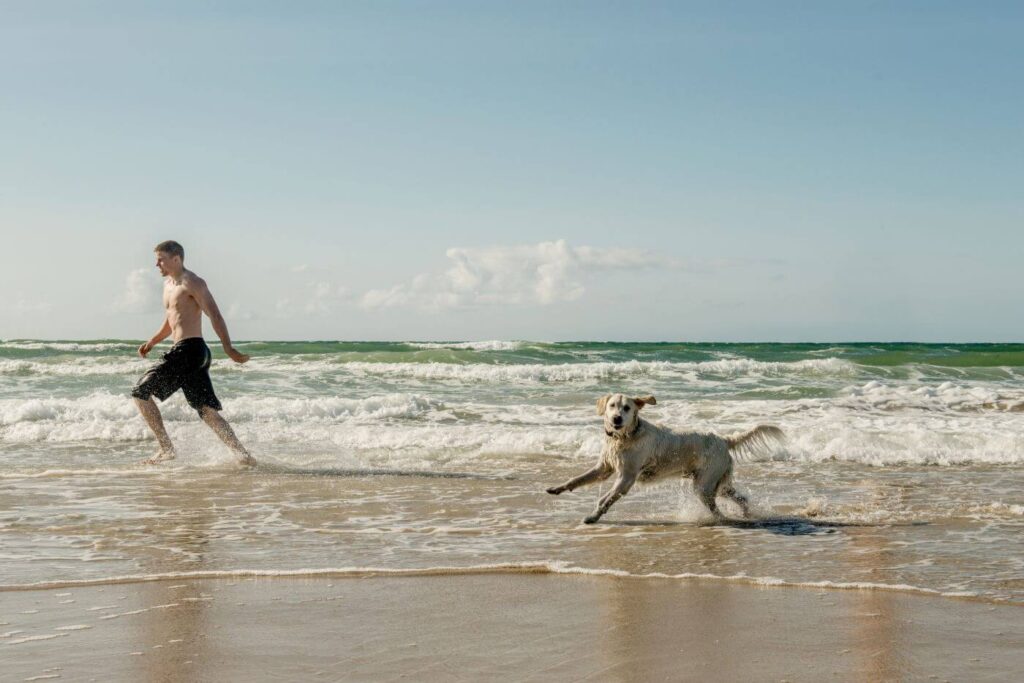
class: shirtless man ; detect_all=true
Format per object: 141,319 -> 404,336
130,240 -> 255,466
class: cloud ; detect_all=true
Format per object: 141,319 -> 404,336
304,282 -> 350,316
360,239 -> 677,311
9,295 -> 52,315
227,302 -> 258,321
275,282 -> 351,317
275,297 -> 294,315
113,268 -> 163,314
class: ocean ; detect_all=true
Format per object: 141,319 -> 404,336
1,340 -> 1022,603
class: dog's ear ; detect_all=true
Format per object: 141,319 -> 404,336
634,395 -> 656,408
596,394 -> 611,415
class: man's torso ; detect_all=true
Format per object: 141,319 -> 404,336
164,271 -> 204,342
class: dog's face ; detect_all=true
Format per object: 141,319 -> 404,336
597,393 -> 656,435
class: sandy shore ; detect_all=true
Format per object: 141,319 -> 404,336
2,573 -> 1020,682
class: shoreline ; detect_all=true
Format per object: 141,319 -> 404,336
2,563 -> 1019,607
4,573 -> 1020,682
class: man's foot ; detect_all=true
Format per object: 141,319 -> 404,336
141,449 -> 176,465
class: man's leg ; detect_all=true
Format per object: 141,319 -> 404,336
199,407 -> 255,466
134,397 -> 177,463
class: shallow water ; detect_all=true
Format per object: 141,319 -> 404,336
1,340 -> 1022,602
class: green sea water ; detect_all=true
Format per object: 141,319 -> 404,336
4,339 -> 1024,368
1,339 -> 1022,602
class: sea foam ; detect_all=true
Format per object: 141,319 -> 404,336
0,563 -> 1003,604
0,356 -> 860,381
3,390 -> 1022,465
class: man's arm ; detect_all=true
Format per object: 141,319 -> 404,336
138,317 -> 172,358
189,278 -> 249,364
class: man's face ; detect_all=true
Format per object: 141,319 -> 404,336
154,251 -> 180,276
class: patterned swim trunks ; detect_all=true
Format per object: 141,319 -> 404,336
131,337 -> 222,414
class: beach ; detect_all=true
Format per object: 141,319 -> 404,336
1,340 -> 1023,679
4,573 -> 1021,682
5,0 -> 1023,677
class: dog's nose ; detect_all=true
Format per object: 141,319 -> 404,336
612,416 -> 623,426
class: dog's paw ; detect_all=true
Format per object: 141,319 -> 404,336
583,514 -> 600,524
546,486 -> 564,495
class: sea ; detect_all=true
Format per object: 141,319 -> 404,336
1,340 -> 1022,603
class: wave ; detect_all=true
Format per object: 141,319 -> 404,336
839,381 -> 1024,412
0,358 -> 150,376
0,422 -> 603,461
0,356 -> 860,380
0,562 -> 1004,603
3,420 -> 1020,466
5,340 -> 1024,367
260,357 -> 860,383
406,340 -> 527,351
6,379 -> 1021,431
0,341 -> 136,352
3,391 -> 1023,465
0,392 -> 448,425
777,423 -> 1024,466
989,502 -> 1024,516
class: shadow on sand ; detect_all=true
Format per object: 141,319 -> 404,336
605,516 -> 927,536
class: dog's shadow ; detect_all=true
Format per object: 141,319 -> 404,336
607,516 -> 921,536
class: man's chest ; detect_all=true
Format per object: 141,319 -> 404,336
163,284 -> 197,311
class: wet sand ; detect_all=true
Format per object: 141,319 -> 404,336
3,574 -> 1021,682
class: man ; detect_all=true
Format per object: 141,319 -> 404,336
131,240 -> 255,466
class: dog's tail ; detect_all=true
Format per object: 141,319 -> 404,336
725,425 -> 785,459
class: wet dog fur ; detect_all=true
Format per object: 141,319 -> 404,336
546,393 -> 782,524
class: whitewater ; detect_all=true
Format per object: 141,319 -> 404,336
0,340 -> 1022,603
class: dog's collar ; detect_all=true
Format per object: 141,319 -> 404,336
606,420 -> 643,439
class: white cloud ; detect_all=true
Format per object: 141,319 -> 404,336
227,302 -> 258,321
304,282 -> 350,316
275,282 -> 351,317
112,268 -> 163,314
10,296 -> 53,315
360,239 -> 677,311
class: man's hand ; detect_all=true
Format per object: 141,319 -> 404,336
225,347 -> 250,364
138,342 -> 153,358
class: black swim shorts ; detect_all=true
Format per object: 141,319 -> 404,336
131,337 -> 223,414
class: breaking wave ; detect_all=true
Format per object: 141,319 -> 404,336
0,356 -> 860,381
406,340 -> 528,351
2,391 -> 1022,465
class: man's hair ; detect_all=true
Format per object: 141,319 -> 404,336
154,240 -> 184,260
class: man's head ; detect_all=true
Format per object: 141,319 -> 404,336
154,240 -> 184,277
596,393 -> 656,435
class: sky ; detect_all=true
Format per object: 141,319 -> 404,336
1,1 -> 1021,342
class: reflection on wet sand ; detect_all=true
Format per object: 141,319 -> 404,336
591,519 -> 745,679
845,480 -> 906,681
131,581 -> 210,682
131,479 -> 215,681
583,497 -> 927,681
135,477 -> 217,571
3,574 -> 1021,681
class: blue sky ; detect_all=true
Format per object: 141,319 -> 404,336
1,1 -> 1021,341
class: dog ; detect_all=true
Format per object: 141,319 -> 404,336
546,393 -> 783,524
